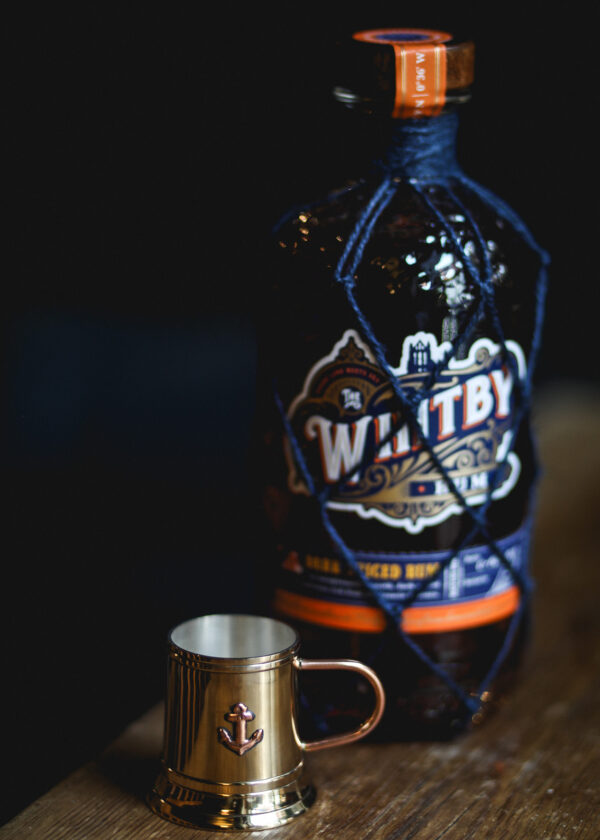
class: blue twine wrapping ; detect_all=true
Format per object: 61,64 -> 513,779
377,111 -> 462,181
274,109 -> 550,724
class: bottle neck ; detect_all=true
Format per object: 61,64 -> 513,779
377,109 -> 461,182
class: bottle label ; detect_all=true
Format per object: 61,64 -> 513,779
274,518 -> 530,633
286,329 -> 527,534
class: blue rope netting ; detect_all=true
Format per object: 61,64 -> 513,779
274,110 -> 550,720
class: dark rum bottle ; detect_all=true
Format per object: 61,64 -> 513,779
257,28 -> 543,740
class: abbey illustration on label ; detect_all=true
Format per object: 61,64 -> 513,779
285,329 -> 527,533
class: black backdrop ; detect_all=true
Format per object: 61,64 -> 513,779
4,2 -> 597,824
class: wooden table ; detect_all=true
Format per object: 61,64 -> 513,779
2,384 -> 600,839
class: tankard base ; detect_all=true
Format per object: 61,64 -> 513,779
147,767 -> 316,831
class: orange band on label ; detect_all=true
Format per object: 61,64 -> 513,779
391,43 -> 447,118
275,587 -> 520,635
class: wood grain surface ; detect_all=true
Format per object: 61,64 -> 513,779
2,383 -> 599,840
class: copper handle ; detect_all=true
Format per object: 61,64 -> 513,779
293,657 -> 385,752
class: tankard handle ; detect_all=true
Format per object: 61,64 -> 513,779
293,657 -> 385,752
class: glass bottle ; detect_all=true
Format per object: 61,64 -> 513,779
256,28 -> 543,740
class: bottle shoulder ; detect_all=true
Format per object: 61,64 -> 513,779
276,175 -> 528,276
270,175 -> 538,360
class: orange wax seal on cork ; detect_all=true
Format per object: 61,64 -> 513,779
335,28 -> 474,119
353,29 -> 451,118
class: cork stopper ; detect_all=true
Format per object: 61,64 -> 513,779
333,28 -> 475,118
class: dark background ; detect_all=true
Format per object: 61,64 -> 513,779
3,2 -> 597,824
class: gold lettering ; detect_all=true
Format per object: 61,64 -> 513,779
357,562 -> 402,580
305,554 -> 341,575
405,562 -> 440,580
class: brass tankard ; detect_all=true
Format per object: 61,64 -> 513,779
147,613 -> 385,830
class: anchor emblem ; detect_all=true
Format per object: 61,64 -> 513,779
217,702 -> 264,756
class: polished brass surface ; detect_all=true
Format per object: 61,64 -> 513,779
148,614 -> 385,830
161,646 -> 303,785
147,768 -> 316,831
